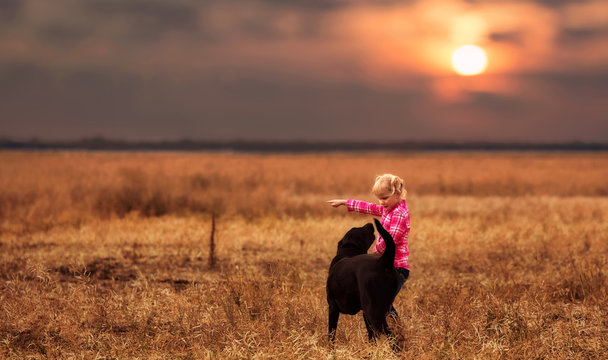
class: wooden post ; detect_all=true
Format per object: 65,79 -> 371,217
208,212 -> 216,268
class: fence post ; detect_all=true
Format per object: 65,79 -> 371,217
208,212 -> 216,268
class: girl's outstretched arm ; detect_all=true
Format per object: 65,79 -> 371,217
327,199 -> 347,207
346,199 -> 383,216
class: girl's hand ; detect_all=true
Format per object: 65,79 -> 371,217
327,199 -> 347,207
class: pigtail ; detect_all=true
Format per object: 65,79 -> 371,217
391,175 -> 406,199
390,175 -> 399,194
396,176 -> 407,200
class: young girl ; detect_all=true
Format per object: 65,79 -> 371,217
327,174 -> 410,318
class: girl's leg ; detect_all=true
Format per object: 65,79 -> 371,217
389,268 -> 410,319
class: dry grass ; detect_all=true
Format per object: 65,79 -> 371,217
1,151 -> 607,359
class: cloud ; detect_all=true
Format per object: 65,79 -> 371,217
37,22 -> 95,47
531,0 -> 589,8
85,0 -> 198,25
1,0 -> 607,142
3,59 -> 607,142
557,26 -> 608,44
0,60 -> 433,141
466,0 -> 587,8
0,62 -> 139,136
488,31 -> 523,45
257,0 -> 347,11
0,0 -> 21,27
464,91 -> 530,116
85,0 -> 199,42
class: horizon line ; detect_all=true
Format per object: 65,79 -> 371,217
1,137 -> 608,152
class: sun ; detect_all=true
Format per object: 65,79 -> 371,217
451,45 -> 487,76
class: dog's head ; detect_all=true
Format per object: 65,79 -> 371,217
335,223 -> 375,257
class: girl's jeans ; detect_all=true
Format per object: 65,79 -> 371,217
389,267 -> 410,319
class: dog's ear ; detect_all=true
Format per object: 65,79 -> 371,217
361,222 -> 375,249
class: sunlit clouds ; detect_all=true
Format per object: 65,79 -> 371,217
0,0 -> 607,142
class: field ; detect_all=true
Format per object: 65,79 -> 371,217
1,151 -> 607,359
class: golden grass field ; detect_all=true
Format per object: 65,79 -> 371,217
1,151 -> 607,359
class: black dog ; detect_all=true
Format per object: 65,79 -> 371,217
326,218 -> 399,343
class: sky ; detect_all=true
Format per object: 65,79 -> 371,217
1,0 -> 607,143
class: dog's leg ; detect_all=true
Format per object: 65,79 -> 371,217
328,303 -> 340,342
380,318 -> 391,337
362,312 -> 375,341
377,314 -> 403,353
369,313 -> 402,352
366,308 -> 393,337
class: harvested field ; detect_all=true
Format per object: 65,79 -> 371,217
1,152 -> 607,359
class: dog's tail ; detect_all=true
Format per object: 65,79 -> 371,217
374,218 -> 395,268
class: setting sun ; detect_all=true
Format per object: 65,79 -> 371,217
451,45 -> 487,76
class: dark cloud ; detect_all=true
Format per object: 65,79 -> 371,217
258,0 -> 346,11
234,14 -> 283,41
85,0 -> 199,41
86,0 -> 197,22
196,2 -> 328,42
531,70 -> 608,94
489,31 -> 523,45
462,91 -> 530,116
519,71 -> 608,139
0,62 -> 140,138
2,60 -> 607,142
258,0 -> 417,10
0,61 -> 432,141
557,26 -> 608,45
532,0 -> 588,8
0,0 -> 22,23
37,22 -> 95,47
463,0 -> 589,8
462,0 -> 588,8
82,0 -> 331,43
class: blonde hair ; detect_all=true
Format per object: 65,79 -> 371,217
372,174 -> 407,199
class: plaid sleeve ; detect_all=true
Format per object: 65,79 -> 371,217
346,199 -> 384,216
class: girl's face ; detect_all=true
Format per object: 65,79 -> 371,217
375,189 -> 401,210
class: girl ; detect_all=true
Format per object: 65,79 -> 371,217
327,174 -> 410,318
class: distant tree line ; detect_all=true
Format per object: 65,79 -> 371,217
1,137 -> 607,152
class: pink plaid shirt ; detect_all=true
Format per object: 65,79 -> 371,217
346,199 -> 410,270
